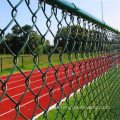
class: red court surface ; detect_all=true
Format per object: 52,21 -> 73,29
0,55 -> 119,120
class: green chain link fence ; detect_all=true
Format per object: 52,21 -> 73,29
0,56 -> 34,73
0,0 -> 120,120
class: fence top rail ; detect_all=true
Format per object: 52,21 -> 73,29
46,0 -> 120,34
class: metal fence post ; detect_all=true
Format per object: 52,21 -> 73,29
38,56 -> 39,65
1,58 -> 2,72
22,56 -> 24,68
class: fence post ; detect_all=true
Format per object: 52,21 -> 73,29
22,56 -> 24,68
1,58 -> 2,72
38,56 -> 39,65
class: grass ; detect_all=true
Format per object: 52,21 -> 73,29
36,65 -> 120,120
0,53 -> 89,76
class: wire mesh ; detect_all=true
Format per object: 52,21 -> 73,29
0,0 -> 120,120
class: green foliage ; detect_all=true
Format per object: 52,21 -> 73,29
55,25 -> 109,53
55,25 -> 86,53
0,24 -> 51,54
44,40 -> 50,52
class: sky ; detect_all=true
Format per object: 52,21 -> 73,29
68,0 -> 120,31
0,0 -> 120,45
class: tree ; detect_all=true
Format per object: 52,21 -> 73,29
3,24 -> 51,54
5,33 -> 22,54
55,25 -> 86,52
0,43 -> 4,54
44,40 -> 50,53
55,25 -> 107,53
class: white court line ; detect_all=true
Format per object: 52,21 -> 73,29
0,64 -> 91,92
0,64 -> 67,80
2,65 -> 69,85
0,64 -> 100,94
0,61 -> 80,78
0,74 -> 55,93
2,71 -> 104,118
1,68 -> 87,101
0,62 -> 81,84
2,58 -> 97,82
0,63 -> 65,77
0,59 -> 98,84
33,76 -> 99,120
5,62 -> 96,86
0,64 -> 97,94
0,63 -> 108,117
0,73 -> 89,117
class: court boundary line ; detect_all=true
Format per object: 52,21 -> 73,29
33,74 -> 102,120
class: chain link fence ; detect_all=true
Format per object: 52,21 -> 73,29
0,0 -> 120,120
